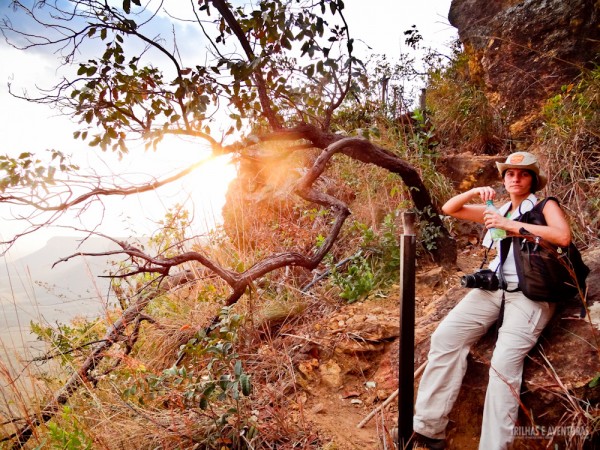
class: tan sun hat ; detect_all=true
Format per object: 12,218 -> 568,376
496,151 -> 547,192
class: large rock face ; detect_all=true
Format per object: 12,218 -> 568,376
449,0 -> 600,141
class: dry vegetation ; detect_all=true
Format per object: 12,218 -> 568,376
1,52 -> 598,450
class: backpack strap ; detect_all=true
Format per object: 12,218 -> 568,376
498,239 -> 520,293
495,238 -> 520,331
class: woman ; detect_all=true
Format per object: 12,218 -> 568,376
412,152 -> 571,450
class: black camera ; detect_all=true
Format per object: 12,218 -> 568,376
460,269 -> 500,291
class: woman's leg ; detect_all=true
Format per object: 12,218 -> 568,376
479,293 -> 555,450
414,288 -> 503,439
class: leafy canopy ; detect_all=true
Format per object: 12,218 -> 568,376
4,0 -> 359,156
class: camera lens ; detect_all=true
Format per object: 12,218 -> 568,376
461,274 -> 477,288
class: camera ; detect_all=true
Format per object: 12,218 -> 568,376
460,269 -> 500,291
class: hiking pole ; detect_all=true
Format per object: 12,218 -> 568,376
397,211 -> 416,448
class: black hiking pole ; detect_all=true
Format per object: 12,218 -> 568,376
397,211 -> 416,448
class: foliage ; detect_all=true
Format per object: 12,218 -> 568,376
328,250 -> 374,303
407,109 -> 438,156
148,204 -> 192,257
537,66 -> 600,244
30,318 -> 104,366
122,306 -> 257,448
325,211 -> 411,302
414,205 -> 443,253
426,43 -> 506,154
3,0 -> 358,155
0,150 -> 79,192
35,406 -> 94,450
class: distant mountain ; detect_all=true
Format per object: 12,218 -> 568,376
0,235 -> 144,363
5,236 -> 125,295
0,236 -> 129,336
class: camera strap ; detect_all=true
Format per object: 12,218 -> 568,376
495,238 -> 521,331
498,239 -> 520,293
479,241 -> 494,270
498,239 -> 510,290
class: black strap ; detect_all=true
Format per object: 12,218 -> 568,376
499,240 -> 509,289
495,238 -> 522,331
498,239 -> 521,292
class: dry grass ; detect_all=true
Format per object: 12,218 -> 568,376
536,350 -> 599,450
2,58 -> 598,450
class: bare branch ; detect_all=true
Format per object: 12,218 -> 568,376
209,0 -> 282,130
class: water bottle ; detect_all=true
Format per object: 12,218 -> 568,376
486,200 -> 507,241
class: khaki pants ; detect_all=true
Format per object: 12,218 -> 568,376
413,285 -> 555,450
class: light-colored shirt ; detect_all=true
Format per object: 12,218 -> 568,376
486,193 -> 538,284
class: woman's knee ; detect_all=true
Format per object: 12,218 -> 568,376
430,320 -> 466,353
489,342 -> 530,381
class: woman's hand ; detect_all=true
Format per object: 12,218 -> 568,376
483,209 -> 509,231
441,186 -> 498,224
470,186 -> 496,203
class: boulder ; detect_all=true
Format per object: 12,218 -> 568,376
449,0 -> 600,142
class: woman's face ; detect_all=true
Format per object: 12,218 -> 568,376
503,168 -> 534,195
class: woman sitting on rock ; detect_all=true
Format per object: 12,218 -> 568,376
412,152 -> 571,450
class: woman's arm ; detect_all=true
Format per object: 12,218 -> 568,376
442,186 -> 497,224
484,199 -> 572,247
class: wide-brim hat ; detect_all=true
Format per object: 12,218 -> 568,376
496,151 -> 547,191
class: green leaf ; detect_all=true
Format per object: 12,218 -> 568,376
199,395 -> 209,410
218,374 -> 230,390
240,374 -> 251,396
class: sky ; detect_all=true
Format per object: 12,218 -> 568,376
0,0 -> 456,257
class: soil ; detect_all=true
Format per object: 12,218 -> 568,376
290,243 -> 600,450
291,248 -> 486,450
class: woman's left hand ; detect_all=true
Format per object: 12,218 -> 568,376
483,210 -> 510,231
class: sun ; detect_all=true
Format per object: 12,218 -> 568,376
185,153 -> 238,207
153,136 -> 238,231
87,135 -> 238,238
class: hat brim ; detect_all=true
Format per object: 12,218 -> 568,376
496,162 -> 547,191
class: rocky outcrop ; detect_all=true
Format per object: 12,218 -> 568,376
438,154 -> 505,190
290,247 -> 599,448
449,0 -> 600,142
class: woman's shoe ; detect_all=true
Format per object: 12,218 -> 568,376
411,432 -> 446,450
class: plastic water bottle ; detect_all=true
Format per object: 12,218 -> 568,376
486,200 -> 507,241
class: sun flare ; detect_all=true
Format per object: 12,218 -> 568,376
105,136 -> 239,236
153,137 -> 238,230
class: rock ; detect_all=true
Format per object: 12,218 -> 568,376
449,0 -> 600,142
415,266 -> 445,290
372,351 -> 397,394
341,390 -> 360,399
310,402 -> 325,414
346,320 -> 400,342
437,154 -> 505,191
319,360 -> 343,388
